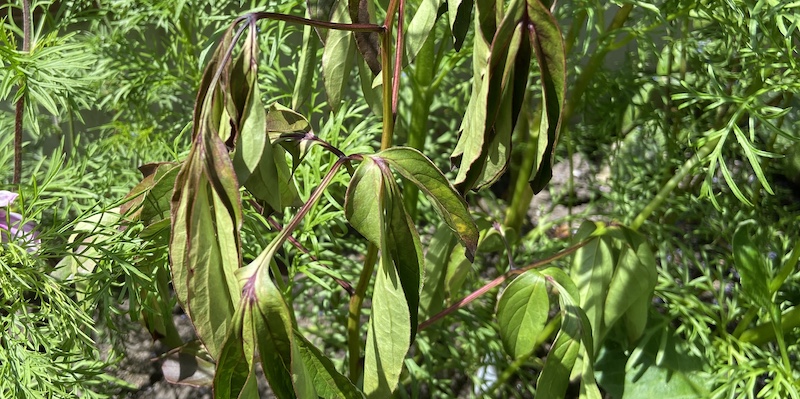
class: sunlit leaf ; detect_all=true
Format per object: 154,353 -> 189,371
170,131 -> 242,360
378,147 -> 479,260
496,270 -> 549,359
295,332 -> 365,398
363,251 -> 411,399
322,0 -> 356,111
293,23 -> 320,110
405,0 -> 443,63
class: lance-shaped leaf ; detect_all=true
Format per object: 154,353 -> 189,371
212,304 -> 259,399
170,131 -> 243,360
525,0 -> 567,193
603,227 -> 657,341
451,0 -> 526,191
293,23 -> 320,110
231,25 -> 269,185
496,269 -> 550,359
570,222 -> 613,350
405,0 -> 443,63
348,0 -> 381,74
345,157 -> 421,397
322,0 -> 356,111
447,0 -> 473,51
296,332 -> 365,398
419,226 -> 458,320
378,147 -> 479,260
363,244 -> 412,399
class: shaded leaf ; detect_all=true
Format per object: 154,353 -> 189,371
447,0 -> 473,50
526,0 -> 567,193
733,221 -> 772,308
496,270 -> 549,358
212,305 -> 258,399
349,0 -> 381,74
419,226 -> 458,320
537,267 -> 594,398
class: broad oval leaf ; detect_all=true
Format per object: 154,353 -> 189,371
344,157 -> 383,244
496,269 -> 550,359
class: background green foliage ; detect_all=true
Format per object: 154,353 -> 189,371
1,0 -> 799,397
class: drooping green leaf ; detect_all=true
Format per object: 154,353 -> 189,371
247,252 -> 299,398
419,226 -> 458,320
322,0 -> 356,111
295,332 -> 365,399
231,27 -> 268,184
293,23 -> 320,110
170,131 -> 242,360
378,147 -> 479,260
526,0 -> 567,193
212,304 -> 258,399
496,269 -> 549,359
344,157 -> 384,244
451,0 -> 526,191
348,156 -> 419,398
363,251 -> 412,399
382,174 -> 424,337
733,221 -> 772,308
405,0 -> 443,63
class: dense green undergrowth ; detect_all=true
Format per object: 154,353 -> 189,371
1,0 -> 799,398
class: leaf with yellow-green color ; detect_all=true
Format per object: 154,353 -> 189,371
378,147 -> 479,260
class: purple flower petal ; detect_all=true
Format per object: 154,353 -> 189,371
0,191 -> 40,252
0,190 -> 18,208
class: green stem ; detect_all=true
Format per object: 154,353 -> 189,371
630,138 -> 716,230
403,31 -> 436,218
347,244 -> 379,381
562,4 -> 633,122
504,102 -> 535,232
418,238 -> 592,331
13,0 -> 31,185
739,306 -> 800,347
